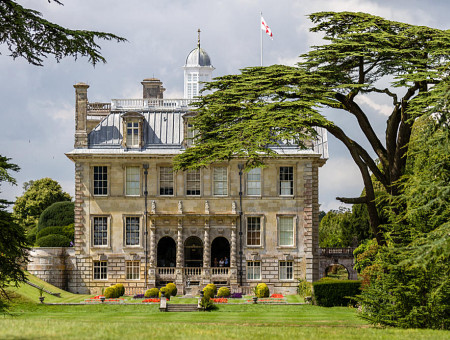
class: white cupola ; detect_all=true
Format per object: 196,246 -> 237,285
183,29 -> 215,99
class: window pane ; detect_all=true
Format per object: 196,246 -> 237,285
279,261 -> 293,280
186,170 -> 200,195
93,261 -> 107,280
126,167 -> 140,196
279,217 -> 294,246
93,166 -> 108,195
279,167 -> 293,195
247,261 -> 261,280
125,217 -> 140,246
247,168 -> 261,195
160,167 -> 174,195
247,217 -> 261,246
213,167 -> 227,196
126,121 -> 140,147
93,217 -> 108,246
126,261 -> 140,280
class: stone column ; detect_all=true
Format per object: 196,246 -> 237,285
231,222 -> 237,267
304,161 -> 319,282
203,220 -> 210,267
176,220 -> 183,268
149,220 -> 156,267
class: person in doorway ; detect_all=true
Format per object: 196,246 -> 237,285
219,258 -> 224,267
214,258 -> 218,267
224,256 -> 229,267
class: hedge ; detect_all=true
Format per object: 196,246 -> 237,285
104,284 -> 125,299
38,201 -> 74,231
202,287 -> 215,299
35,234 -> 71,247
217,287 -> 231,297
165,282 -> 177,296
145,288 -> 159,298
256,283 -> 269,298
205,283 -> 217,295
313,279 -> 362,307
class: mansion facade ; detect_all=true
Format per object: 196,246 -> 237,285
65,39 -> 328,295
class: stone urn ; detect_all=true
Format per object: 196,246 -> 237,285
100,296 -> 106,303
252,296 -> 258,304
39,296 -> 45,304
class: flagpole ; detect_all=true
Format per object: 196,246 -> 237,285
260,11 -> 263,66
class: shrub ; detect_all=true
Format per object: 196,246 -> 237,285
165,282 -> 177,296
297,279 -> 312,297
205,283 -> 217,295
27,226 -> 39,245
202,287 -> 215,299
62,224 -> 75,242
256,283 -> 269,298
104,286 -> 117,299
36,226 -> 65,239
159,287 -> 170,299
35,234 -> 71,247
116,283 -> 125,297
217,287 -> 231,297
313,279 -> 361,307
145,288 -> 159,298
38,201 -> 74,231
200,296 -> 214,310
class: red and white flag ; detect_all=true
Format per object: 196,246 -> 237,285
261,16 -> 273,39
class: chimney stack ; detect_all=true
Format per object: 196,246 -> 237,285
73,83 -> 89,148
141,78 -> 165,99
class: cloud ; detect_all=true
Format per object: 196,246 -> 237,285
357,95 -> 392,116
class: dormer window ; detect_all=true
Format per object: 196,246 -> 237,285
182,112 -> 198,148
122,112 -> 144,149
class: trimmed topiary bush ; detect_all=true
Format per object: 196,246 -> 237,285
217,287 -> 231,297
116,283 -> 125,297
313,279 -> 361,307
37,226 -> 65,239
256,283 -> 269,298
165,282 -> 177,296
159,287 -> 170,299
27,226 -> 39,245
145,288 -> 159,298
35,234 -> 71,247
202,286 -> 215,299
205,283 -> 217,295
38,201 -> 74,231
104,286 -> 117,299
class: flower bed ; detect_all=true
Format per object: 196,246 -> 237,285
142,298 -> 160,303
246,297 -> 286,304
84,295 -> 125,303
230,293 -> 243,299
133,294 -> 145,299
211,298 -> 228,303
270,294 -> 284,298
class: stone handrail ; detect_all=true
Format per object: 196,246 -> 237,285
87,102 -> 111,113
157,267 -> 175,275
184,267 -> 202,276
25,280 -> 61,297
211,267 -> 229,275
111,98 -> 193,110
319,247 -> 356,256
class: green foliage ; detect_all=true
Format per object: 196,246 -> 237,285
13,178 -> 71,230
205,283 -> 217,295
159,287 -> 170,299
38,201 -> 74,231
104,287 -> 116,299
297,279 -> 312,298
202,287 -> 215,300
36,225 -> 72,241
353,239 -> 379,274
255,283 -> 269,298
165,282 -> 177,297
116,284 -> 125,297
200,296 -> 214,310
144,288 -> 159,298
217,287 -> 231,297
0,1 -> 126,66
35,234 -> 71,247
26,226 -> 39,245
313,280 -> 361,307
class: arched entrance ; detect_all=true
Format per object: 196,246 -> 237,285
324,264 -> 349,280
211,237 -> 230,267
157,236 -> 176,267
184,236 -> 203,267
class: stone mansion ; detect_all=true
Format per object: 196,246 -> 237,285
64,38 -> 328,295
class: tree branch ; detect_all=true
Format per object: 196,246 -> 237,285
336,196 -> 368,204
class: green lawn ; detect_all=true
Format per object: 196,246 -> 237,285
2,277 -> 447,339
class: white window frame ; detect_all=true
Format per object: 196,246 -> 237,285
125,166 -> 140,196
279,166 -> 294,196
213,167 -> 228,196
279,261 -> 294,280
126,261 -> 140,280
246,216 -> 262,247
124,216 -> 141,247
278,215 -> 296,247
246,168 -> 261,196
92,216 -> 110,248
93,261 -> 108,280
93,166 -> 108,196
186,123 -> 197,147
186,169 -> 201,196
159,166 -> 174,196
247,261 -> 261,280
126,121 -> 140,147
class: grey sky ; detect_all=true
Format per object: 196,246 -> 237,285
1,0 -> 448,212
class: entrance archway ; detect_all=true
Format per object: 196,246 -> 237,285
211,237 -> 230,267
157,236 -> 176,267
184,236 -> 203,267
324,264 -> 349,280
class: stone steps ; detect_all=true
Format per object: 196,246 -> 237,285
165,303 -> 198,312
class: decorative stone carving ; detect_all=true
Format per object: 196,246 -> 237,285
151,200 -> 156,214
205,200 -> 210,214
232,201 -> 237,214
178,201 -> 183,214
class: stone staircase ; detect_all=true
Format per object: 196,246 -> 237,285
165,303 -> 199,312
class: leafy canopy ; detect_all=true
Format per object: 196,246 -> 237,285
0,1 -> 126,66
